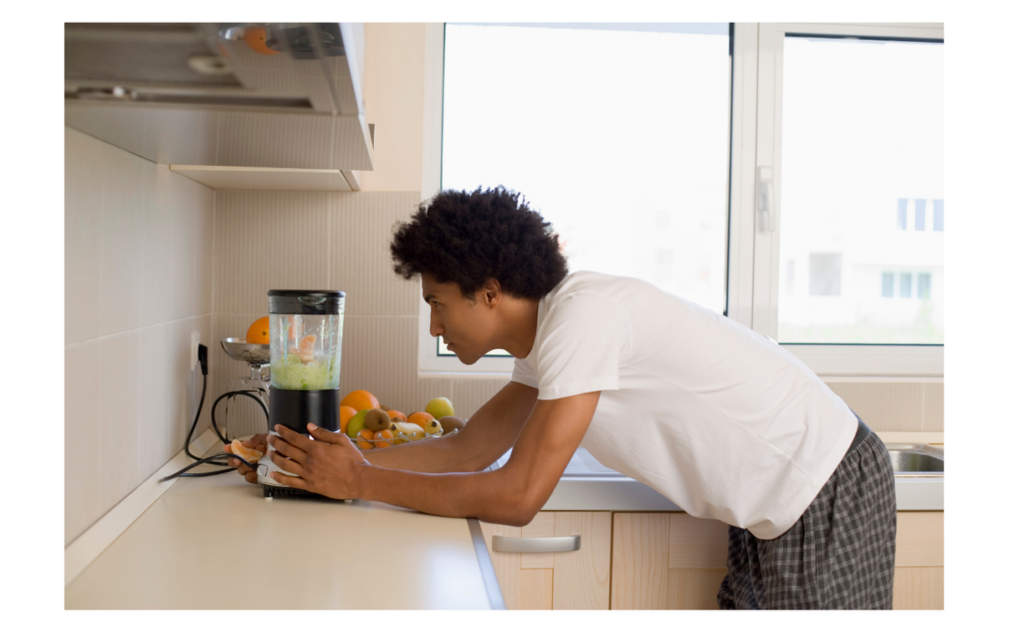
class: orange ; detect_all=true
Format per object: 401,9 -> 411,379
338,405 -> 359,432
230,439 -> 264,463
373,429 -> 394,448
245,316 -> 270,345
387,409 -> 407,422
355,429 -> 375,450
407,412 -> 434,430
340,390 -> 380,413
243,27 -> 280,56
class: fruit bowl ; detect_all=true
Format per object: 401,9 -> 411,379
221,338 -> 270,365
349,428 -> 460,450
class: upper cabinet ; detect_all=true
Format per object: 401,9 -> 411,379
64,23 -> 374,187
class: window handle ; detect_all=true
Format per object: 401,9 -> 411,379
492,535 -> 581,553
757,165 -> 776,233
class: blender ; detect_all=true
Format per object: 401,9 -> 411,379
256,289 -> 345,497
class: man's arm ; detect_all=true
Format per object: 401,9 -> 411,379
361,381 -> 538,473
268,389 -> 600,527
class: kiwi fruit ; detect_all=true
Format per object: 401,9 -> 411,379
438,416 -> 466,435
364,408 -> 391,432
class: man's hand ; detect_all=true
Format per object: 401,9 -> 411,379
268,423 -> 369,499
223,434 -> 269,484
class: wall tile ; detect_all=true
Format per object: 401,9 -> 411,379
98,143 -> 144,336
65,343 -> 101,546
451,378 -> 510,420
210,313 -> 271,440
213,191 -> 333,315
328,192 -> 423,316
141,165 -> 196,326
99,332 -> 141,515
139,319 -> 200,479
194,184 -> 216,316
65,128 -> 102,345
339,316 -> 452,416
825,381 -> 925,432
923,382 -> 944,432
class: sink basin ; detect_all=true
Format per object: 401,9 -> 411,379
887,444 -> 943,476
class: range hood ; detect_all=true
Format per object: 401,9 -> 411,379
64,23 -> 374,187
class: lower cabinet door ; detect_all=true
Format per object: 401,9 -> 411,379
480,511 -> 611,609
611,512 -> 729,610
893,511 -> 944,610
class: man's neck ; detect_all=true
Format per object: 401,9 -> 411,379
499,297 -> 540,359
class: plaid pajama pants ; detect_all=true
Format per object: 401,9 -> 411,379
717,418 -> 897,610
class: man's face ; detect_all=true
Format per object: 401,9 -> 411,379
421,274 -> 497,364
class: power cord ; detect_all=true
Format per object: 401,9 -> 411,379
162,343 -> 270,482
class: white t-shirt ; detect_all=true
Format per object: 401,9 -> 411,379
510,271 -> 857,540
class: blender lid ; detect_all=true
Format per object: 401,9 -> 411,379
268,290 -> 345,315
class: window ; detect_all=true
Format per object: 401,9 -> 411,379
918,273 -> 932,299
422,23 -> 943,376
426,23 -> 731,373
769,26 -> 943,359
882,272 -> 894,298
808,253 -> 842,297
899,273 -> 913,298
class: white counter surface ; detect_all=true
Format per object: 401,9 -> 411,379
65,447 -> 501,610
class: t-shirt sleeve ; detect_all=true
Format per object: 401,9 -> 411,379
510,357 -> 539,389
534,292 -> 631,400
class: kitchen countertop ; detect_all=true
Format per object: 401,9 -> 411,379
65,443 -> 503,610
519,432 -> 944,512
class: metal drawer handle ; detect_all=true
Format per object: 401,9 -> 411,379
492,535 -> 581,553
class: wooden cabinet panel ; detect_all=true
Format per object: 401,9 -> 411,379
611,513 -> 671,609
669,514 -> 729,569
668,569 -> 727,610
481,512 -> 611,610
893,511 -> 943,610
613,513 -> 730,610
553,512 -> 611,610
895,512 -> 944,567
893,567 -> 944,610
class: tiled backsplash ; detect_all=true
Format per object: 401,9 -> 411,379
65,141 -> 943,548
64,128 -> 215,546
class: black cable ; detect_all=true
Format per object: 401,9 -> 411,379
160,452 -> 260,483
211,390 -> 269,445
184,369 -> 209,461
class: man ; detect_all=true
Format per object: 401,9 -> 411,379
227,186 -> 897,609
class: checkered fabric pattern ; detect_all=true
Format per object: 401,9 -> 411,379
717,420 -> 897,610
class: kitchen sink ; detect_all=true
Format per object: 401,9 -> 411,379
887,444 -> 943,476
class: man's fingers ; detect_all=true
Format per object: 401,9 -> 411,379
270,450 -> 303,475
274,424 -> 313,452
244,470 -> 258,484
271,471 -> 308,490
269,436 -> 307,464
308,423 -> 345,444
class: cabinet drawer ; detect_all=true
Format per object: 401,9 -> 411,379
480,511 -> 611,610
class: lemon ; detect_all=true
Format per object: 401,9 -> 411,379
425,397 -> 455,420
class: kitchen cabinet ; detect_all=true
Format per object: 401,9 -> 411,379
893,511 -> 944,610
611,513 -> 729,609
479,512 -> 611,609
609,511 -> 943,610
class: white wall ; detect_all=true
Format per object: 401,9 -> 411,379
64,127 -> 215,546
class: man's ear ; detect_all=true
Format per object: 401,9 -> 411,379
481,278 -> 501,308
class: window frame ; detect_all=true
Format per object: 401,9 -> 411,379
419,22 -> 944,378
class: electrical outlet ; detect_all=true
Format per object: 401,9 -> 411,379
190,331 -> 201,371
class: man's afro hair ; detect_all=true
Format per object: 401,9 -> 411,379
390,186 -> 569,300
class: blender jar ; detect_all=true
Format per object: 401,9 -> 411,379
259,290 -> 345,493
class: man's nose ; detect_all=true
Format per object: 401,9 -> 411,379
429,311 -> 444,338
